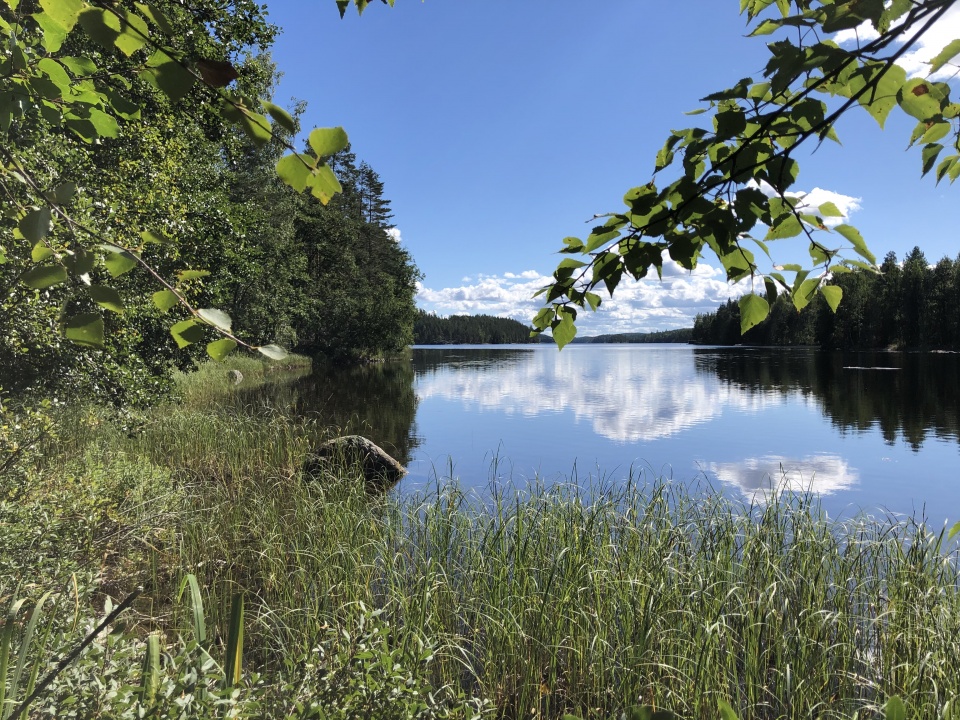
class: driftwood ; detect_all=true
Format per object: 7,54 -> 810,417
304,435 -> 406,493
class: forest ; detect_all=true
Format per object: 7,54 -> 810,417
413,311 -> 539,344
2,32 -> 419,408
692,247 -> 960,349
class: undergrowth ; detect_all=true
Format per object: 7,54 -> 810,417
1,359 -> 959,719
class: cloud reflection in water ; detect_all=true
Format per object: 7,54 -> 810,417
704,454 -> 859,503
415,347 -> 791,442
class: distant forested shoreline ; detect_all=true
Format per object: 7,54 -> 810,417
414,311 -> 693,345
693,247 -> 960,350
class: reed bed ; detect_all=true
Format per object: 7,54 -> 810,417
4,362 -> 960,719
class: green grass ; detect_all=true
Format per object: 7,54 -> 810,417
2,360 -> 960,719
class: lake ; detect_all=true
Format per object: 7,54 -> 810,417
245,345 -> 960,525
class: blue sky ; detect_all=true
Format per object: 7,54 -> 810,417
264,1 -> 960,335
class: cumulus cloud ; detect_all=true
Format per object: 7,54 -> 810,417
834,5 -> 960,79
747,180 -> 862,227
385,227 -> 402,243
417,253 -> 744,335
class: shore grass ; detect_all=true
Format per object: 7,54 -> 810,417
2,360 -> 960,719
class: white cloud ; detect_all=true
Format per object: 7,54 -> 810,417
834,5 -> 960,79
386,227 -> 402,243
747,180 -> 862,227
416,254 -> 744,334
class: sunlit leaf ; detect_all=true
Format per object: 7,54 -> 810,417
31,242 -> 53,263
152,289 -> 179,312
198,308 -> 232,332
206,338 -> 237,361
739,293 -> 769,334
276,153 -> 314,193
821,284 -> 842,312
834,224 -> 876,264
102,246 -> 138,277
19,208 -> 52,243
64,312 -> 104,348
884,696 -> 906,720
263,101 -> 296,134
929,38 -> 960,74
308,127 -> 349,158
177,269 -> 209,281
170,319 -> 204,348
89,284 -> 125,312
257,344 -> 288,360
22,264 -> 67,289
897,78 -> 945,122
141,50 -> 195,102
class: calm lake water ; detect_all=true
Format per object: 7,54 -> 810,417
246,345 -> 960,524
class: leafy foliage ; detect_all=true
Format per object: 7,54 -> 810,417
534,0 -> 960,347
1,0 -> 353,369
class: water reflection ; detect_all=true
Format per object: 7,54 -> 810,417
237,359 -> 420,465
704,454 -> 860,503
414,346 -> 785,441
697,348 -> 960,449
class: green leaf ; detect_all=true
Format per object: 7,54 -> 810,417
170,319 -> 204,348
898,78 -> 945,122
31,242 -> 53,263
821,284 -> 842,312
921,143 -> 943,176
198,308 -> 232,332
239,110 -> 272,146
19,208 -> 52,243
552,312 -> 577,350
87,108 -> 120,138
948,520 -> 960,541
141,229 -> 172,245
206,338 -> 237,361
34,0 -> 84,52
276,153 -> 314,193
257,344 -> 289,360
64,248 -> 94,276
136,2 -> 175,35
102,247 -> 139,277
52,181 -> 77,205
308,127 -> 349,158
834,224 -> 875,264
717,699 -> 740,720
929,39 -> 960,74
89,284 -> 125,312
307,164 -> 343,204
739,293 -> 769,334
920,121 -> 951,145
765,214 -> 802,240
792,277 -> 820,311
22,264 -> 67,289
64,312 -> 104,348
141,51 -> 195,102
884,696 -> 906,720
852,62 -> 905,129
177,269 -> 209,281
818,201 -> 843,217
152,289 -> 179,312
263,101 -> 296,134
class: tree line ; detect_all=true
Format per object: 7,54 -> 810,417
692,247 -> 960,350
2,5 -> 419,408
413,311 -> 539,345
